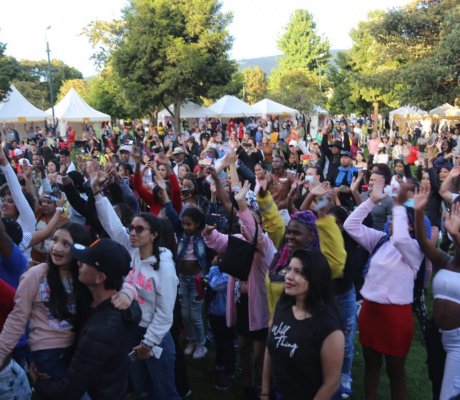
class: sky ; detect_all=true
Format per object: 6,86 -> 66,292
0,0 -> 409,77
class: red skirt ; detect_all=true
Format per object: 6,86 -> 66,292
359,300 -> 414,357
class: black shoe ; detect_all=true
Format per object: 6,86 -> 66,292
243,386 -> 258,400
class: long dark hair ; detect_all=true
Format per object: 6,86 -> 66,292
136,213 -> 161,270
46,223 -> 92,332
281,248 -> 337,316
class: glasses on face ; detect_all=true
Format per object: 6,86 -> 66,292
128,225 -> 150,234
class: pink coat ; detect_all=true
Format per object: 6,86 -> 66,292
203,208 -> 275,331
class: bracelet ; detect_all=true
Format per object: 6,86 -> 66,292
56,207 -> 64,213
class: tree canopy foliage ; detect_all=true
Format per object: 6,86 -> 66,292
242,66 -> 267,104
0,42 -> 21,102
328,0 -> 459,113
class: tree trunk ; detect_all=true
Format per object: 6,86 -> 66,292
373,101 -> 379,134
173,98 -> 182,136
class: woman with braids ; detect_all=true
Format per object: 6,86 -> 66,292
92,174 -> 180,400
0,223 -> 92,381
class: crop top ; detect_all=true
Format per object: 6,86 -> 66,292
432,269 -> 460,305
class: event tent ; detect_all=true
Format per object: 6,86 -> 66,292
47,88 -> 110,122
208,95 -> 260,117
389,105 -> 428,120
0,85 -> 48,122
429,103 -> 460,120
157,101 -> 217,120
252,98 -> 298,115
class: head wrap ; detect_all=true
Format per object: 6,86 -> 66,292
273,210 -> 320,272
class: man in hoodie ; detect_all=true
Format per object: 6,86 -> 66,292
33,238 -> 141,400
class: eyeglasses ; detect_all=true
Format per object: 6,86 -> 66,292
128,225 -> 150,234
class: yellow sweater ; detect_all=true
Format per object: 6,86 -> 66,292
265,214 -> 347,319
257,191 -> 285,249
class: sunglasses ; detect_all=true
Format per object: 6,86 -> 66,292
128,225 -> 150,234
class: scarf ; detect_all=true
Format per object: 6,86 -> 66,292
335,166 -> 357,187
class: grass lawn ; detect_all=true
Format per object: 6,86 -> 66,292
181,322 -> 432,400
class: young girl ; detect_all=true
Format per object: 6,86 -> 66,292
93,176 -> 180,400
159,185 -> 209,359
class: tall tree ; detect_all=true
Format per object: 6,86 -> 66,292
0,42 -> 21,101
13,59 -> 83,109
102,0 -> 235,129
57,79 -> 90,102
269,9 -> 329,113
242,66 -> 267,104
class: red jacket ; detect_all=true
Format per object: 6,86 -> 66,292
133,171 -> 182,215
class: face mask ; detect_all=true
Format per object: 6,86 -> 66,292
404,198 -> 414,208
305,175 -> 315,185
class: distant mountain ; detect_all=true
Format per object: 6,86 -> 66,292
237,49 -> 345,76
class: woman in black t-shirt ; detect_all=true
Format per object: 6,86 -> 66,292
261,248 -> 344,400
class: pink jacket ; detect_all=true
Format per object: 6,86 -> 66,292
344,199 -> 424,305
204,208 -> 275,331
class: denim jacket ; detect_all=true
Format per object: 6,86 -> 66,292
176,233 -> 208,272
164,201 -> 208,272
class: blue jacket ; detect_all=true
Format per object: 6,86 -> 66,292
207,266 -> 228,317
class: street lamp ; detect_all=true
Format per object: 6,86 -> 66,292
316,52 -> 326,93
45,26 -> 55,120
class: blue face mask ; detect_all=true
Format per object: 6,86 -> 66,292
404,198 -> 415,208
305,175 -> 315,185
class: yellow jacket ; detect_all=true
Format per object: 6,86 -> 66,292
257,191 -> 285,249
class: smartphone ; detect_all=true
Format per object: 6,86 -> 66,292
128,350 -> 138,362
198,158 -> 212,167
206,213 -> 221,226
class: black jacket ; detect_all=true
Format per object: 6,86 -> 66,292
35,298 -> 142,400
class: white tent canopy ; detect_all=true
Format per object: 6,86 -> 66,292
157,101 -> 217,120
47,88 -> 110,122
429,103 -> 460,119
208,95 -> 260,117
252,98 -> 298,115
389,105 -> 427,119
0,84 -> 48,122
312,105 -> 329,115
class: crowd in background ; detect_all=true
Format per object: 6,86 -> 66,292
0,113 -> 460,400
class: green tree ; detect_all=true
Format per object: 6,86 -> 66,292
95,0 -> 235,129
13,59 -> 83,109
348,0 -> 460,115
0,42 -> 21,101
57,79 -> 90,102
242,66 -> 267,104
269,68 -> 323,113
277,9 -> 330,73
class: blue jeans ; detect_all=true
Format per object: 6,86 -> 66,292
128,326 -> 180,400
335,287 -> 357,383
178,274 -> 206,346
32,347 -> 74,380
0,360 -> 32,400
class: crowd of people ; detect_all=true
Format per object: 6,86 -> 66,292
0,114 -> 459,400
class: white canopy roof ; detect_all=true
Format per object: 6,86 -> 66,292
429,103 -> 460,119
208,95 -> 260,117
389,105 -> 428,119
312,105 -> 329,115
157,101 -> 217,120
0,85 -> 48,122
252,98 -> 298,115
48,88 -> 110,122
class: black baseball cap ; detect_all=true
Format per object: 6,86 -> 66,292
72,238 -> 131,279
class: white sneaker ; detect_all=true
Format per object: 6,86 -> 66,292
184,342 -> 195,356
192,345 -> 208,359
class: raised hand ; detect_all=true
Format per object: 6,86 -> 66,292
449,166 -> 460,179
370,179 -> 386,203
350,170 -> 363,192
0,146 -> 7,166
413,185 -> 430,211
445,202 -> 460,239
21,160 -> 32,179
395,181 -> 415,206
310,181 -> 331,197
234,180 -> 251,203
56,193 -> 66,208
227,150 -> 237,165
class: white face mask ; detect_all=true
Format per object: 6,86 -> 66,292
305,175 -> 315,185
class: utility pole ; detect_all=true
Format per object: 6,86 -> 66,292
45,26 -> 55,120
